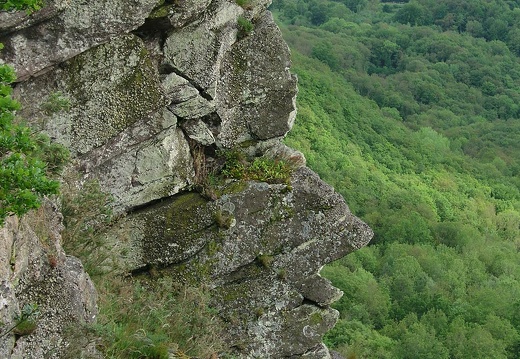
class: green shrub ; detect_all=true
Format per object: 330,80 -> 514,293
220,150 -> 293,185
0,59 -> 63,226
237,16 -> 254,39
0,0 -> 42,12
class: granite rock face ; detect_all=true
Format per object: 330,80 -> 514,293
0,0 -> 373,358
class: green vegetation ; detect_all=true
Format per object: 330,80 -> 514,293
0,303 -> 40,338
220,149 -> 293,185
61,179 -> 114,276
272,0 -> 520,357
0,0 -> 41,12
235,0 -> 252,9
0,1 -> 67,226
237,16 -> 254,39
215,209 -> 236,229
40,91 -> 71,115
61,180 -> 224,358
95,277 -> 224,359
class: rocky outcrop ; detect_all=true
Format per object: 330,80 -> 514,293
0,201 -> 98,358
0,0 -> 373,358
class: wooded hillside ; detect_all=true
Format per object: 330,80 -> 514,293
272,0 -> 520,357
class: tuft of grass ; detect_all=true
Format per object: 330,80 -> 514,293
237,16 -> 254,39
0,303 -> 40,338
215,210 -> 235,229
257,254 -> 273,268
95,276 -> 224,359
60,178 -> 115,277
235,0 -> 252,9
40,91 -> 71,115
219,150 -> 293,186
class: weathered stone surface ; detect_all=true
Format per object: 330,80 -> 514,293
163,0 -> 242,97
14,34 -> 193,211
181,118 -> 216,145
0,202 -> 98,359
168,0 -> 212,28
216,11 -> 298,147
102,167 -> 372,357
0,0 -> 158,80
297,274 -> 343,307
15,34 -> 167,155
0,0 -> 69,35
84,125 -> 194,212
302,343 -> 334,359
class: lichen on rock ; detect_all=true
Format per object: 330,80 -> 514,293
0,0 -> 373,358
0,202 -> 98,358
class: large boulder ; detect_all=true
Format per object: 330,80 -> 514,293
0,0 -> 372,357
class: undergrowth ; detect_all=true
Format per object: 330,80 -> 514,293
219,150 -> 293,185
95,276 -> 224,359
60,175 -> 225,358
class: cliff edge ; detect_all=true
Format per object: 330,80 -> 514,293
0,0 -> 373,357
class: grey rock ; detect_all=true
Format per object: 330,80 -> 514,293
85,126 -> 194,212
168,95 -> 215,120
0,201 -> 98,359
0,0 -> 69,35
14,35 -> 193,211
1,0 -> 372,357
168,0 -> 212,28
163,0 -> 242,97
15,34 -> 167,156
102,167 -> 372,357
301,343 -> 334,359
162,72 -> 199,101
0,0 -> 158,81
181,119 -> 216,145
216,11 -> 298,147
297,274 -> 344,307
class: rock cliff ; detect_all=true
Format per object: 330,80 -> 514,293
0,0 -> 373,358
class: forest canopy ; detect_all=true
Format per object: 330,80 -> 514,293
272,0 -> 520,357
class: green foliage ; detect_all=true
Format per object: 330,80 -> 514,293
0,303 -> 40,338
95,276 -> 224,359
60,179 -> 114,277
0,0 -> 41,12
272,1 -> 520,357
40,91 -> 71,115
237,16 -> 254,39
219,150 -> 293,185
60,181 -> 224,357
234,0 -> 251,9
0,61 -> 64,226
1,2 -> 66,225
